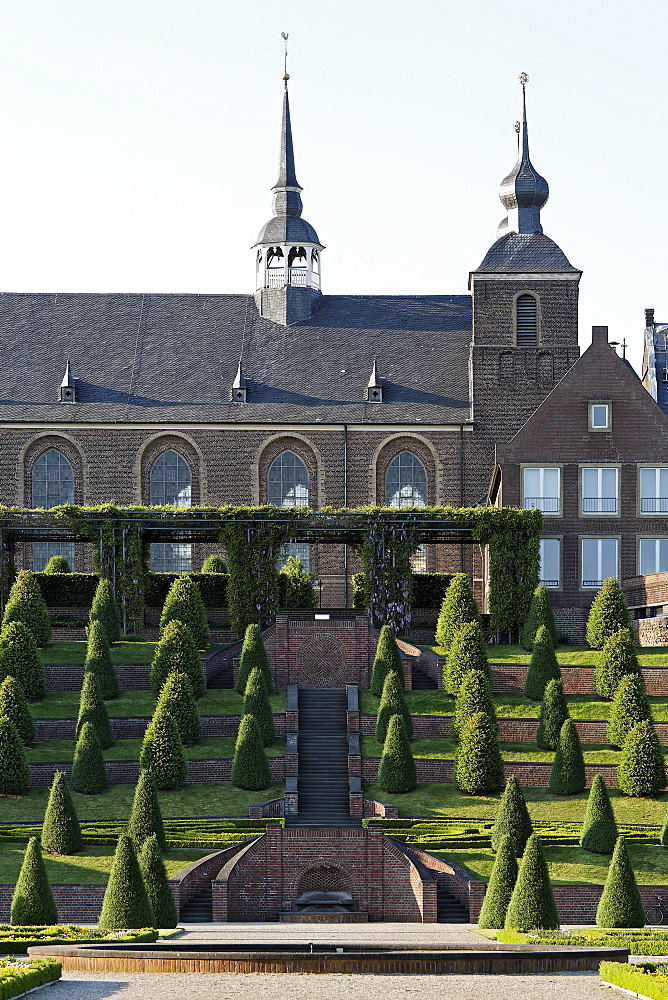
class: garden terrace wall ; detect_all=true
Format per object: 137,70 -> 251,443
28,757 -> 285,786
0,884 -> 106,923
34,714 -> 287,741
490,664 -> 668,696
359,758 -> 620,788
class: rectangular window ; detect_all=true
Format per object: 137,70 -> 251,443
523,467 -> 560,514
582,467 -> 618,514
638,538 -> 668,576
278,542 -> 311,572
150,542 -> 192,573
539,538 -> 560,588
33,542 -> 76,572
581,537 -> 618,588
640,468 -> 668,514
411,544 -> 427,573
589,402 -> 611,431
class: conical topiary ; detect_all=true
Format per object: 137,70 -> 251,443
595,628 -> 642,701
41,770 -> 83,855
0,622 -> 45,701
618,720 -> 667,797
0,715 -> 29,795
10,837 -> 58,925
549,719 -> 586,795
536,679 -> 569,751
127,770 -> 166,852
376,669 -> 413,742
43,555 -> 71,574
70,720 -> 107,794
454,712 -> 504,794
89,578 -> 120,644
156,671 -> 200,745
477,834 -> 518,929
521,585 -> 557,651
595,836 -> 645,928
491,775 -> 533,857
607,674 -> 651,750
453,669 -> 496,741
139,710 -> 187,790
524,625 -> 561,701
370,625 -> 404,698
76,670 -> 113,749
159,575 -> 210,650
586,579 -> 632,651
235,623 -> 273,695
435,573 -> 479,653
280,556 -> 318,610
580,774 -> 618,854
444,621 -> 489,696
150,620 -> 205,698
377,714 -> 416,793
202,554 -> 227,573
2,570 -> 51,646
138,834 -> 178,928
242,666 -> 275,746
231,714 -> 271,790
84,620 -> 118,699
0,675 -> 35,745
98,834 -> 155,929
504,834 -> 558,931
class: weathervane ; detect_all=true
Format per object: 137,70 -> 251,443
519,71 -> 529,88
282,32 -> 289,81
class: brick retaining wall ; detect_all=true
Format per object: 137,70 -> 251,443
490,663 -> 668,696
28,757 -> 285,786
360,757 -> 620,788
0,884 -> 106,923
33,714 -> 287,741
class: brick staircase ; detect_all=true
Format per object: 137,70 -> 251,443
179,885 -> 213,922
412,664 -> 438,690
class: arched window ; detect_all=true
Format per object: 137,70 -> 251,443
268,451 -> 309,507
149,450 -> 192,573
385,451 -> 428,508
32,449 -> 75,508
515,294 -> 538,346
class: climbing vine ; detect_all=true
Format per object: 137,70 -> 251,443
361,517 -> 417,633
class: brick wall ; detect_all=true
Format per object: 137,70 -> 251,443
33,713 -> 286,741
0,884 -> 106,923
361,758 -> 620,788
490,663 -> 668,695
28,757 -> 285,786
268,615 -> 375,688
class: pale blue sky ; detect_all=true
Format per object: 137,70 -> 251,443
0,0 -> 665,371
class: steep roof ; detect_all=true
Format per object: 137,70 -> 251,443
473,232 -> 579,274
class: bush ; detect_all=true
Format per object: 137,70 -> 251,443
0,957 -> 62,996
98,834 -> 155,929
76,671 -> 112,749
10,838 -> 58,925
596,836 -> 645,928
0,676 -> 35,745
523,625 -> 560,701
201,555 -> 227,574
89,578 -> 120,644
41,771 -> 83,855
453,669 -> 496,741
377,715 -> 417,793
586,579 -> 632,650
235,624 -> 273,695
150,620 -> 204,698
491,775 -> 533,856
580,774 -> 618,854
352,572 -> 454,611
159,576 -> 210,650
521,585 -> 557,650
127,771 -> 166,852
454,712 -> 504,795
139,711 -> 187,790
0,716 -> 29,795
435,573 -> 479,653
618,720 -> 667,797
33,572 -> 99,608
536,679 -> 569,751
280,556 -> 317,610
549,719 -> 586,795
43,555 -> 70,574
2,570 -> 51,646
444,622 -> 489,697
138,834 -> 178,928
145,572 -> 227,609
608,674 -> 651,749
242,667 -> 275,746
370,625 -> 404,698
84,620 -> 118,700
231,715 -> 271,790
599,962 -> 668,1000
376,670 -> 413,742
70,721 -> 107,794
504,834 -> 559,931
477,834 -> 518,929
0,623 -> 45,701
156,671 -> 200,746
595,628 -> 642,701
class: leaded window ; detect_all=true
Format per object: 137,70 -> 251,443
386,452 -> 427,508
32,449 -> 75,508
33,542 -> 76,572
268,451 -> 309,507
149,450 -> 192,572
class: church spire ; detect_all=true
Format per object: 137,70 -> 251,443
497,73 -> 549,239
271,79 -> 303,218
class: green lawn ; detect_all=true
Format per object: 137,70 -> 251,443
39,641 -> 223,664
30,688 -> 286,719
0,843 -> 210,884
426,644 -> 668,667
27,737 -> 285,763
361,736 -> 636,765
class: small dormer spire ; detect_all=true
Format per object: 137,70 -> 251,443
497,73 -> 549,239
60,360 -> 76,403
230,360 -> 247,403
367,359 -> 383,402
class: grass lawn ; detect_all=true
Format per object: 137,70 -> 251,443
361,736 -> 637,765
27,737 -> 285,763
426,644 -> 668,667
39,641 -> 223,664
30,688 -> 286,719
0,843 -> 210,884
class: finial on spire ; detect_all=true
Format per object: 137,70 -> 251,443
496,72 -> 549,239
281,32 -> 289,81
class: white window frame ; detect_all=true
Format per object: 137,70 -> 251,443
539,537 -> 561,590
589,401 -> 612,432
522,465 -> 562,516
580,465 -> 620,517
638,466 -> 668,516
637,537 -> 668,577
580,536 -> 620,590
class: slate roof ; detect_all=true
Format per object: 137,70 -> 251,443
0,292 -> 472,425
473,232 -> 580,273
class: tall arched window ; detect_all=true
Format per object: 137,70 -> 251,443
268,451 -> 309,507
32,449 -> 75,508
385,451 -> 428,508
150,450 -> 192,572
515,294 -> 538,346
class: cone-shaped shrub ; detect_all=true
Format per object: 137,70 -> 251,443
376,670 -> 413,742
453,669 -> 496,741
159,575 -> 210,650
10,837 -> 58,925
524,626 -> 561,701
0,675 -> 35,745
242,667 -> 275,746
435,573 -> 479,653
444,621 -> 489,696
89,578 -> 120,644
549,719 -> 586,795
536,679 -> 569,751
580,774 -> 618,854
76,671 -> 112,749
127,770 -> 166,851
231,714 -> 271,790
0,715 -> 29,795
491,775 -> 533,857
70,721 -> 107,794
202,554 -> 227,573
608,674 -> 651,750
41,771 -> 83,855
84,620 -> 118,700
150,620 -> 204,698
43,555 -> 70,574
235,623 -> 273,695
370,625 -> 404,698
586,579 -> 632,650
595,628 -> 641,701
454,712 -> 504,794
280,555 -> 318,610
98,834 -> 155,929
377,715 -> 416,793
595,837 -> 645,928
504,834 -> 558,931
477,834 -> 518,929
138,834 -> 178,928
618,720 -> 667,797
521,585 -> 557,651
0,622 -> 45,701
140,711 -> 187,790
156,671 -> 200,745
2,570 -> 51,646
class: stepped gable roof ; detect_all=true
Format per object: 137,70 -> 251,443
0,292 -> 472,425
474,232 -> 579,273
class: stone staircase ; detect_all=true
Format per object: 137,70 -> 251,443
207,661 -> 233,689
412,664 -> 438,690
179,884 -> 213,922
434,877 -> 469,922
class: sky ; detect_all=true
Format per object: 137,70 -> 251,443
0,0 -> 665,373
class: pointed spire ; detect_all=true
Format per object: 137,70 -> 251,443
497,73 -> 549,239
60,360 -> 74,388
367,359 -> 383,402
230,360 -> 247,403
60,360 -> 76,403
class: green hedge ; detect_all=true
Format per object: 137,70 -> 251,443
0,958 -> 61,998
0,924 -> 158,953
497,929 -> 668,954
600,961 -> 668,998
352,573 -> 454,611
34,573 -> 100,608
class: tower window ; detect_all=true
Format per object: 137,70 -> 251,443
515,294 -> 538,346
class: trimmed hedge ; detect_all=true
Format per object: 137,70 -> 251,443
138,834 -> 178,928
84,620 -> 119,700
580,774 -> 618,855
521,585 -> 557,651
504,834 -> 558,931
127,770 -> 167,851
231,714 -> 271,791
599,961 -> 668,999
352,572 -> 454,611
0,926 -> 156,952
454,712 -> 503,795
608,673 -> 651,749
41,771 -> 83,855
549,719 -> 586,795
156,671 -> 200,746
242,667 -> 275,746
280,556 -> 318,610
370,625 -> 404,698
76,671 -> 112,749
0,716 -> 29,796
595,628 -> 642,700
0,958 -> 62,998
140,710 -> 187,790
444,621 -> 489,696
453,669 -> 496,741
235,624 -> 273,696
150,620 -> 205,698
618,720 -> 667,797
146,573 -> 227,609
0,676 -> 35,746
491,775 -> 532,857
89,578 -> 120,644
159,575 -> 210,650
0,622 -> 45,701
435,573 -> 479,653
596,836 -> 645,928
376,669 -> 413,742
10,837 -> 58,925
71,721 -> 108,795
98,834 -> 155,929
477,834 -> 517,929
377,715 -> 416,793
536,678 -> 569,751
34,572 -> 99,608
586,578 -> 632,650
2,571 -> 51,646
523,625 -> 560,701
